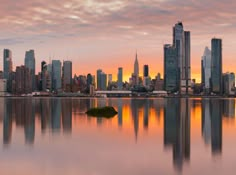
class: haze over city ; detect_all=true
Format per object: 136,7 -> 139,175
1,0 -> 236,82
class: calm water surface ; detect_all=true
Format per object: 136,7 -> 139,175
0,97 -> 236,175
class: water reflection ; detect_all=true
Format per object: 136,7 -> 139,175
1,97 -> 236,174
164,98 -> 190,172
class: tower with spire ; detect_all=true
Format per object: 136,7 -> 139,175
133,51 -> 139,85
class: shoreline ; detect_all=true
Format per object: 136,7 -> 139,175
1,94 -> 236,98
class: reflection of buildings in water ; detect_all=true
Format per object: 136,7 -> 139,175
24,99 -> 35,144
131,99 -> 141,141
98,98 -> 107,108
0,98 -> 4,122
51,99 -> 61,132
210,100 -> 222,155
62,99 -> 72,133
222,99 -> 235,118
3,98 -> 36,145
143,99 -> 149,129
153,99 -> 165,119
201,99 -> 211,144
40,98 -> 51,133
96,117 -> 103,126
3,99 -> 13,145
117,99 -> 123,127
164,98 -> 191,172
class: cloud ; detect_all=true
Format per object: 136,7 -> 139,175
0,0 -> 236,42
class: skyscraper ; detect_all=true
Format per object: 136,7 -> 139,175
133,51 -> 139,85
3,49 -> 13,80
62,60 -> 72,91
143,65 -> 150,87
211,38 -> 222,94
15,66 -> 32,94
143,65 -> 149,77
100,72 -> 107,90
164,44 -> 178,92
222,72 -> 235,95
173,22 -> 191,94
52,60 -> 62,91
24,50 -> 35,91
108,74 -> 112,84
117,67 -> 123,90
87,73 -> 93,88
96,69 -> 102,90
201,47 -> 211,93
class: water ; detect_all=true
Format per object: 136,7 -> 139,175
0,97 -> 236,175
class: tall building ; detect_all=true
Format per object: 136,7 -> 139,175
62,60 -> 72,91
201,47 -> 211,93
164,44 -> 178,92
96,69 -> 102,90
52,60 -> 62,91
87,74 -> 93,87
117,67 -> 123,90
3,49 -> 13,80
143,65 -> 150,88
24,50 -> 35,91
108,74 -> 112,84
100,72 -> 107,90
143,65 -> 149,77
173,22 -> 191,94
211,38 -> 222,94
15,66 -> 32,94
223,72 -> 235,95
133,51 -> 139,85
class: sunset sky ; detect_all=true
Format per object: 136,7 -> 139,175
1,0 -> 236,82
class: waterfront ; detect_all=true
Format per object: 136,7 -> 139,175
0,97 -> 236,175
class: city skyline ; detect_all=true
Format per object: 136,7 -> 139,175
1,0 -> 236,82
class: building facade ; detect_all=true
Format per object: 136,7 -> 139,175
24,50 -> 36,91
62,61 -> 72,92
118,67 -> 123,90
201,47 -> 211,93
173,22 -> 191,94
52,60 -> 62,92
164,44 -> 179,92
223,72 -> 235,95
211,38 -> 222,94
3,49 -> 13,80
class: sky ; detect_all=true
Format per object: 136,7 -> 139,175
1,0 -> 236,82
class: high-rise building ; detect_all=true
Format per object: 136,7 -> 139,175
164,44 -> 178,92
46,64 -> 52,91
15,66 -> 32,94
201,47 -> 211,93
173,22 -> 191,94
24,50 -> 35,91
52,60 -> 62,91
211,38 -> 222,94
117,67 -> 123,90
223,72 -> 235,95
3,49 -> 13,80
96,69 -> 102,90
62,60 -> 72,92
100,72 -> 107,90
143,65 -> 149,77
87,74 -> 93,87
133,51 -> 139,85
108,74 -> 112,84
41,61 -> 47,72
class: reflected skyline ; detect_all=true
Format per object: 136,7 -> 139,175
1,97 -> 236,174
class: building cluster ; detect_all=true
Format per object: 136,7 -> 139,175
0,49 -> 76,95
164,22 -> 235,96
0,21 -> 235,96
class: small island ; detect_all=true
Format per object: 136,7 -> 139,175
86,106 -> 118,118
